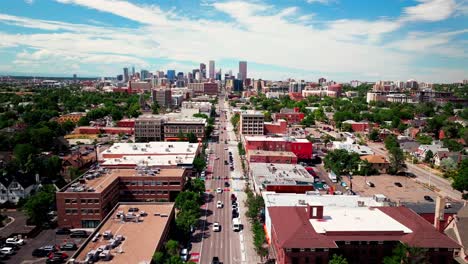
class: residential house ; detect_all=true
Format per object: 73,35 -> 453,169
415,143 -> 449,161
404,127 -> 421,139
0,176 -> 38,204
61,147 -> 96,181
399,141 -> 421,154
445,206 -> 468,263
434,151 -> 462,167
360,155 -> 390,173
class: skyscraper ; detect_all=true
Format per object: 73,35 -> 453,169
132,66 -> 135,77
167,70 -> 176,81
140,70 -> 149,80
200,63 -> 207,80
209,60 -> 215,79
123,67 -> 129,82
239,61 -> 247,81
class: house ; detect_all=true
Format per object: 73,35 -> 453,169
360,155 -> 390,173
434,151 -> 462,166
404,127 -> 421,139
445,206 -> 468,263
61,147 -> 97,181
0,176 -> 38,204
399,141 -> 420,154
415,143 -> 449,161
332,138 -> 374,156
342,120 -> 374,132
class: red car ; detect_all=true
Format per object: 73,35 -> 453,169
48,251 -> 68,260
231,194 -> 237,201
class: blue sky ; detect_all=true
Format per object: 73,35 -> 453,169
0,0 -> 467,82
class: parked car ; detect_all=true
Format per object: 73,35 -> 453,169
231,193 -> 237,201
224,182 -> 230,187
216,188 -> 223,194
48,251 -> 68,260
128,207 -> 139,212
55,228 -> 71,235
46,257 -> 65,264
180,248 -> 189,261
70,230 -> 88,238
366,181 -> 375,187
0,247 -> 14,255
213,222 -> 221,232
60,242 -> 77,251
394,182 -> 403,187
424,195 -> 434,202
32,245 -> 58,257
6,237 -> 24,246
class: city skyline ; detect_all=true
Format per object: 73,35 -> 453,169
0,0 -> 467,82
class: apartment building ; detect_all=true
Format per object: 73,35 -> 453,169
240,110 -> 264,135
56,167 -> 188,228
152,88 -> 172,108
134,114 -> 206,142
164,119 -> 206,141
273,107 -> 305,125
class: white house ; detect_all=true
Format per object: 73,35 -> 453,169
0,176 -> 39,204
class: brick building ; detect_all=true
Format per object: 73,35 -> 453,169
342,120 -> 374,132
74,126 -> 134,135
247,150 -> 298,165
264,120 -> 288,135
267,204 -> 459,264
56,168 -> 188,228
117,118 -> 135,128
152,88 -> 172,108
134,114 -> 206,142
57,112 -> 86,124
273,108 -> 305,125
244,136 -> 313,159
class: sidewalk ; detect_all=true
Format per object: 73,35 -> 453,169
226,105 -> 261,264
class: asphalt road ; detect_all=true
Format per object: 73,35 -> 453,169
191,94 -> 242,264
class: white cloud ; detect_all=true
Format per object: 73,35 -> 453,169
306,0 -> 335,4
402,0 -> 457,22
24,0 -> 34,4
0,0 -> 466,82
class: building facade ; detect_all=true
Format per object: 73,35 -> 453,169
152,89 -> 172,108
135,115 -> 165,141
240,111 -> 264,135
244,136 -> 313,159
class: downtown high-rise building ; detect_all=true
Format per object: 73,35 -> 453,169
239,61 -> 247,81
209,60 -> 215,79
123,67 -> 129,82
140,70 -> 149,80
132,66 -> 135,77
200,63 -> 207,80
167,70 -> 176,81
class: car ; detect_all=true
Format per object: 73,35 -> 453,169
424,195 -> 434,202
394,182 -> 403,187
224,147 -> 228,150
224,160 -> 229,165
60,242 -> 77,251
215,157 -> 220,160
0,247 -> 14,255
48,251 -> 68,260
232,202 -> 238,210
216,188 -> 223,194
32,245 -> 58,257
46,257 -> 65,264
180,248 -> 189,261
70,230 -> 88,238
213,222 -> 221,232
224,182 -> 230,187
212,256 -> 220,264
128,207 -> 139,212
366,181 -> 375,188
217,201 -> 223,208
6,237 -> 24,245
231,193 -> 237,201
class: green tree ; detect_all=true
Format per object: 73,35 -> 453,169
61,120 -> 76,133
152,251 -> 165,264
443,138 -> 464,152
440,158 -> 457,172
452,159 -> 468,199
165,256 -> 185,264
192,156 -> 206,173
383,243 -> 428,264
368,129 -> 379,141
424,150 -> 434,164
152,102 -> 160,114
185,178 -> 205,195
416,134 -> 433,145
175,209 -> 199,235
384,135 -> 399,150
187,132 -> 198,143
323,149 -> 361,176
230,113 -> 240,130
23,185 -> 56,225
329,254 -> 348,264
165,240 -> 179,257
237,142 -> 246,156
388,147 -> 405,174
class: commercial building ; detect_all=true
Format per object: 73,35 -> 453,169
250,163 -> 313,193
135,115 -> 165,141
99,141 -> 200,169
360,155 -> 389,174
265,192 -> 460,264
240,111 -> 264,135
200,63 -> 206,79
181,101 -> 212,114
273,108 -> 305,125
264,120 -> 288,135
247,150 -> 297,165
163,119 -> 206,141
167,70 -> 176,81
244,136 -> 313,159
188,82 -> 219,96
72,203 -> 174,264
74,126 -> 134,135
209,60 -> 215,79
239,61 -> 247,80
342,120 -> 374,132
117,118 -> 135,128
289,81 -> 306,93
56,168 -> 186,228
152,88 -> 172,108
123,67 -> 129,82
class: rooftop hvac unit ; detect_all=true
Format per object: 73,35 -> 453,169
298,199 -> 306,205
357,201 -> 365,207
132,145 -> 138,150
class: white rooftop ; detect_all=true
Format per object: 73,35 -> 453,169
332,141 -> 374,156
250,163 -> 314,189
310,207 -> 412,234
103,142 -> 199,156
101,154 -> 195,167
245,135 -> 310,143
262,192 -> 387,208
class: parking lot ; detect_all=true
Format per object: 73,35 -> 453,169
3,229 -> 82,264
342,175 -> 437,203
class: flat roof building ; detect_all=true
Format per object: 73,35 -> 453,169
244,135 -> 313,159
134,114 -> 206,142
57,168 -> 187,228
72,203 -> 174,264
249,163 -> 314,194
240,110 -> 264,135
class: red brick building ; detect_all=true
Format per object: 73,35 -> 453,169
268,205 -> 460,264
273,108 -> 305,125
264,120 -> 288,135
244,136 -> 313,159
247,150 -> 298,164
342,120 -> 374,132
117,118 -> 135,128
74,126 -> 134,135
56,168 -> 188,228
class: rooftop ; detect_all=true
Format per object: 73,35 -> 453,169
245,135 -> 309,143
61,168 -> 186,193
262,192 -> 388,208
332,141 -> 374,156
102,142 -> 199,157
247,150 -> 296,157
101,154 -> 196,167
360,155 -> 389,164
250,163 -> 313,188
74,203 -> 174,264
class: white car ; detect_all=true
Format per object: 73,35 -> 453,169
224,147 -> 228,150
6,237 -> 24,245
215,157 -> 220,160
180,248 -> 189,261
216,188 -> 223,194
217,201 -> 223,208
213,222 -> 221,232
0,247 -> 14,255
232,202 -> 238,209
